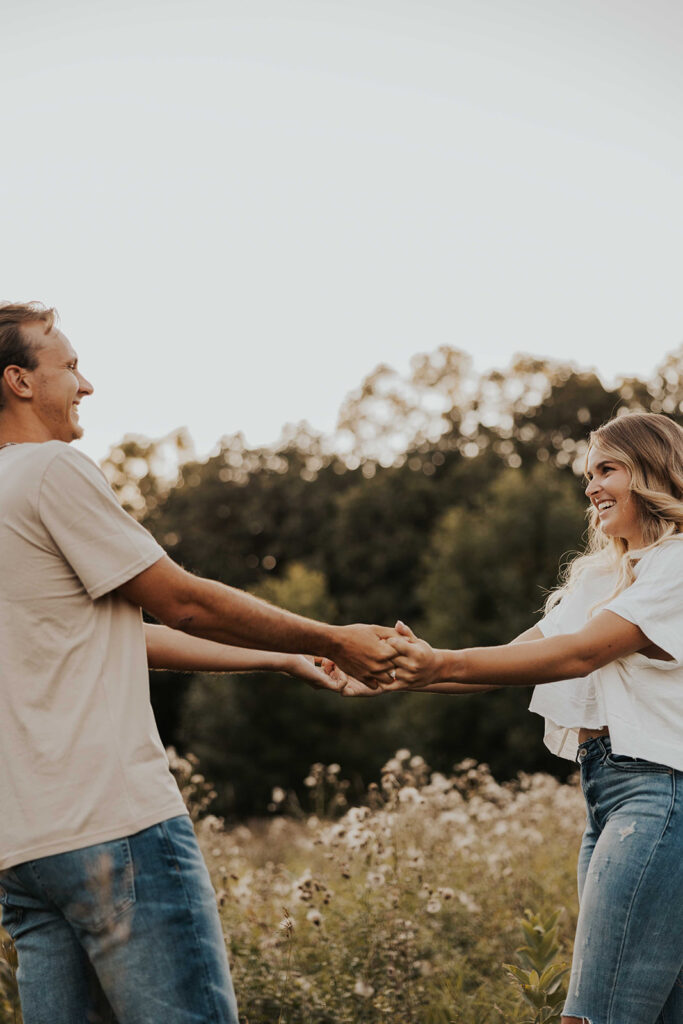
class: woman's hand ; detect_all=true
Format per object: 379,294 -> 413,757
284,654 -> 347,691
283,655 -> 383,696
387,621 -> 443,687
317,658 -> 388,697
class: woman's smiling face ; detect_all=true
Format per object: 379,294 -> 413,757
585,445 -> 645,549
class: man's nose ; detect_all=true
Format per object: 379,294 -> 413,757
78,373 -> 94,395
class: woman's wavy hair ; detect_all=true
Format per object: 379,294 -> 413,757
545,411 -> 683,613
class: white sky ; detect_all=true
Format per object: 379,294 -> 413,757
2,0 -> 682,464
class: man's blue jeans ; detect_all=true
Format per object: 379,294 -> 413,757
0,814 -> 239,1024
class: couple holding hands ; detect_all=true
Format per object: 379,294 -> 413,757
0,300 -> 681,1024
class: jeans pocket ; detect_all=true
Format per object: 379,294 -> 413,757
0,875 -> 24,940
32,838 -> 137,934
0,903 -> 23,941
605,752 -> 672,774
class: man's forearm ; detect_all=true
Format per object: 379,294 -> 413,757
118,556 -> 397,685
168,577 -> 337,657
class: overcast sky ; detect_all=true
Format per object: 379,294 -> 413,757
3,0 -> 682,463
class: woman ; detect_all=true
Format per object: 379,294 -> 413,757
327,411 -> 683,1024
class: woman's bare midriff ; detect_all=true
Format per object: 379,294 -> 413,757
578,726 -> 610,743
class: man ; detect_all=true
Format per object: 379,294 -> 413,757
0,302 -> 397,1024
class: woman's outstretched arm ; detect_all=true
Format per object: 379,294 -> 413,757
389,612 -> 648,690
404,623 -> 544,694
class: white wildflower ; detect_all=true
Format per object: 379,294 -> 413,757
457,891 -> 481,914
398,786 -> 422,804
345,827 -> 374,851
231,825 -> 252,843
414,959 -> 433,976
406,847 -> 425,869
426,897 -> 442,914
426,772 -> 451,793
353,979 -> 375,998
306,909 -> 322,926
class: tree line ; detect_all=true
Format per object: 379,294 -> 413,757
101,344 -> 683,817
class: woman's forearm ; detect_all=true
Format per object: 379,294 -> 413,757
144,623 -> 293,673
432,635 -> 590,688
411,681 -> 502,694
432,611 -> 645,688
409,627 -> 543,692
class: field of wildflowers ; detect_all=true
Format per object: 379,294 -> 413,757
1,751 -> 585,1023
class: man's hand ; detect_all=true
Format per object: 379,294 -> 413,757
387,621 -> 443,687
330,624 -> 399,688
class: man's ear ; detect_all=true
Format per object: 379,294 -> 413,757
2,365 -> 34,401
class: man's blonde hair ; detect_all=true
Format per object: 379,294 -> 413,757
545,411 -> 683,614
0,302 -> 57,410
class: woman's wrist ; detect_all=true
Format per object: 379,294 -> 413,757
265,652 -> 298,675
435,648 -> 466,684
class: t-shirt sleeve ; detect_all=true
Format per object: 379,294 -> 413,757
536,600 -> 564,637
38,447 -> 165,600
604,542 -> 683,663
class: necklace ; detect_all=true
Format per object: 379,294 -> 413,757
0,442 -> 17,452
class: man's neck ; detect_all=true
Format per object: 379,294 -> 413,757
0,415 -> 54,446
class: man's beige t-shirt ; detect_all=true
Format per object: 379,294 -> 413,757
0,441 -> 188,870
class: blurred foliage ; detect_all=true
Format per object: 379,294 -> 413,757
99,345 -> 683,817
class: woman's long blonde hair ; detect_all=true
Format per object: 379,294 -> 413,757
545,411 -> 683,613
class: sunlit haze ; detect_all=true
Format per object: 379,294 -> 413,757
3,0 -> 682,464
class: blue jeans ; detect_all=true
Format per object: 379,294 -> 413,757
564,737 -> 683,1024
0,814 -> 239,1024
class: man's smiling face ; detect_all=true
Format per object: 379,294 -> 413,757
21,322 -> 94,443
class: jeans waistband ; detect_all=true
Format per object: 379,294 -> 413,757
576,734 -> 611,764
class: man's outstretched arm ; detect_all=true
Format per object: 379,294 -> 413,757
118,555 -> 396,686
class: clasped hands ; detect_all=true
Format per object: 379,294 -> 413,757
306,621 -> 442,698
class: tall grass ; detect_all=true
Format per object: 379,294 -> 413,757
0,751 -> 584,1023
202,751 -> 583,1022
